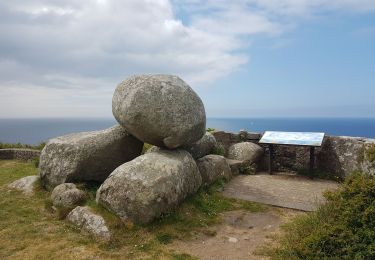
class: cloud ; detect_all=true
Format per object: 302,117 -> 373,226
0,0 -> 251,88
0,0 -> 375,117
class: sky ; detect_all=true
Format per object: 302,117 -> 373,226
0,0 -> 374,118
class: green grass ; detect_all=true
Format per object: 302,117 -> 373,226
266,172 -> 375,259
142,143 -> 154,154
0,142 -> 46,150
211,146 -> 225,156
0,160 -> 267,259
365,144 -> 375,164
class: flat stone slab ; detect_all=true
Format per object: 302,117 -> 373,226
222,173 -> 339,211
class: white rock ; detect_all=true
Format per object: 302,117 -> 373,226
66,206 -> 110,240
228,237 -> 238,243
8,175 -> 39,196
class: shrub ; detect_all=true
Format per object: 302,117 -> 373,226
271,172 -> 375,259
365,144 -> 375,164
211,146 -> 225,156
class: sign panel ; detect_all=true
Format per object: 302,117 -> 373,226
259,131 -> 325,147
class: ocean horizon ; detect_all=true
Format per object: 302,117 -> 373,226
1,117 -> 375,145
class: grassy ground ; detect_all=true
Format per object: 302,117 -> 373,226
0,142 -> 46,150
264,172 -> 375,259
0,160 -> 267,259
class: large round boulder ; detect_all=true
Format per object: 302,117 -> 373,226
96,149 -> 202,224
112,74 -> 206,149
227,142 -> 264,164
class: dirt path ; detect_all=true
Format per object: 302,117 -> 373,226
169,208 -> 303,260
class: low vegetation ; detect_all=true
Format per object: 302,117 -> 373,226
211,146 -> 225,156
365,144 -> 375,164
0,160 -> 266,259
0,142 -> 46,150
267,172 -> 375,259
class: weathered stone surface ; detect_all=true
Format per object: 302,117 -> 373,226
8,175 -> 39,196
112,74 -> 206,149
318,136 -> 375,177
66,206 -> 110,240
225,158 -> 244,176
51,183 -> 86,208
39,125 -> 143,190
96,149 -> 202,224
212,130 -> 261,154
184,132 -> 217,159
227,142 -> 264,164
197,155 -> 231,185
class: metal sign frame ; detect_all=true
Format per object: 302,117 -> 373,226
259,131 -> 325,177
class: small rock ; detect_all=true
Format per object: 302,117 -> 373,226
184,132 -> 217,159
196,155 -> 232,185
227,142 -> 264,164
51,183 -> 86,208
8,175 -> 39,196
225,158 -> 245,175
228,237 -> 238,243
66,206 -> 110,240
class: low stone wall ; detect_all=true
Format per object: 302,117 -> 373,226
0,149 -> 41,161
210,130 -> 261,153
212,131 -> 375,178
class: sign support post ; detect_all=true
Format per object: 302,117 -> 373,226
259,131 -> 324,178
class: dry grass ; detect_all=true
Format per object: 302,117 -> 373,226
0,160 -> 266,259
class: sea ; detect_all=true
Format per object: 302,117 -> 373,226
1,117 -> 375,145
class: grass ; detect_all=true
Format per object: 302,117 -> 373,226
365,144 -> 375,164
265,172 -> 375,259
211,146 -> 225,156
0,142 -> 46,150
0,160 -> 267,259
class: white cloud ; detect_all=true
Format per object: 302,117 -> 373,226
0,0 -> 375,117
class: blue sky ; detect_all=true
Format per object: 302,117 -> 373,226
0,1 -> 374,118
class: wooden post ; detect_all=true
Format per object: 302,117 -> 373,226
309,146 -> 315,179
268,144 -> 274,174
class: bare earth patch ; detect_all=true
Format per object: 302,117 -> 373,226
169,208 -> 304,260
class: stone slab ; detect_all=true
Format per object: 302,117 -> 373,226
222,172 -> 339,211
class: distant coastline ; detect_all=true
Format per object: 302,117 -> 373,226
1,117 -> 375,144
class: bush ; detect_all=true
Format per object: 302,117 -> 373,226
271,172 -> 375,259
211,146 -> 225,156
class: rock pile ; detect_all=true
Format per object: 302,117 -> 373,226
38,74 -> 264,227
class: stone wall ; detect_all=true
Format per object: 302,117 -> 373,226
212,130 -> 375,178
0,149 -> 41,161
